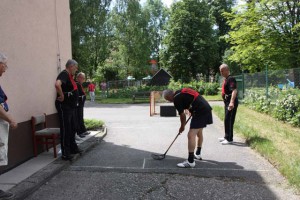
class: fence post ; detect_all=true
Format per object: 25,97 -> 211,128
265,64 -> 268,99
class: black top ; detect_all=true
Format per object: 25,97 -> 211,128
222,75 -> 238,103
56,70 -> 78,109
76,82 -> 86,106
173,88 -> 212,115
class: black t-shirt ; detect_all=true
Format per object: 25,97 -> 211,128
222,75 -> 238,103
76,82 -> 86,106
173,88 -> 212,115
56,70 -> 78,109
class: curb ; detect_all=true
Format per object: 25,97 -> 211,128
9,127 -> 107,200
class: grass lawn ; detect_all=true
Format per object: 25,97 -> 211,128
212,105 -> 300,191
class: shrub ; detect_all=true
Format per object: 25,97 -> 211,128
84,119 -> 104,130
243,88 -> 300,127
272,94 -> 300,126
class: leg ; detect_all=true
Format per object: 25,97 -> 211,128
188,129 -> 199,153
177,129 -> 198,168
78,105 -> 87,134
224,103 -> 230,141
196,128 -> 203,148
89,92 -> 93,101
228,104 -> 238,141
195,128 -> 203,160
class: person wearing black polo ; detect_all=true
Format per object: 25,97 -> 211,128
163,88 -> 213,168
55,59 -> 81,161
75,72 -> 90,138
219,64 -> 238,145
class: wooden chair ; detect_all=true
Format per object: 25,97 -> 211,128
31,113 -> 60,158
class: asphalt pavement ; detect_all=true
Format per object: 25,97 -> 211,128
3,101 -> 300,200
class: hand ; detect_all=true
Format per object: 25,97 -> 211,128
228,102 -> 234,111
179,126 -> 185,133
57,94 -> 64,102
9,121 -> 18,129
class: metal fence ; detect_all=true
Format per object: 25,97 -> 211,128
230,68 -> 300,99
107,79 -> 151,89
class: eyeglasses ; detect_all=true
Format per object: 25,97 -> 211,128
0,62 -> 8,69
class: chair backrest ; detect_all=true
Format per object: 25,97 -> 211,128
32,114 -> 46,126
31,114 -> 47,135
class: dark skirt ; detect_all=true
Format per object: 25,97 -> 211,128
190,111 -> 213,129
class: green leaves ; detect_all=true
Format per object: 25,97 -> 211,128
224,0 -> 300,71
161,0 -> 218,83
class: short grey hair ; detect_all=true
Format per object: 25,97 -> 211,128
0,53 -> 8,63
76,72 -> 85,78
162,89 -> 174,99
219,63 -> 229,70
65,59 -> 78,67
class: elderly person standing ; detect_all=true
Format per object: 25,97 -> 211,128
0,53 -> 18,199
75,72 -> 90,138
219,64 -> 238,145
55,59 -> 81,161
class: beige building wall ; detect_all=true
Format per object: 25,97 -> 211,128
0,0 -> 72,122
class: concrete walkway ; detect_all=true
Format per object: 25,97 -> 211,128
1,101 -> 299,199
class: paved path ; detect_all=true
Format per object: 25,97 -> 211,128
25,102 -> 299,200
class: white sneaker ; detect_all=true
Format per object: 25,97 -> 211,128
194,154 -> 202,160
218,137 -> 226,142
75,135 -> 83,141
177,160 -> 195,168
221,139 -> 233,145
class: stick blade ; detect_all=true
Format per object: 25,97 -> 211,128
151,153 -> 165,160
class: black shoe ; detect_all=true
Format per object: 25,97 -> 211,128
0,190 -> 14,199
62,155 -> 74,161
83,131 -> 91,135
71,148 -> 83,154
78,134 -> 86,138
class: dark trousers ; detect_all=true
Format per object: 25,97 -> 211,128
224,102 -> 238,142
76,105 -> 87,135
56,101 -> 78,156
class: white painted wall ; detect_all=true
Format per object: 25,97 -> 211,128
0,0 -> 72,122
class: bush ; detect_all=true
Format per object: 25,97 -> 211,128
167,79 -> 219,95
243,87 -> 300,127
272,94 -> 300,126
84,119 -> 104,130
107,85 -> 167,98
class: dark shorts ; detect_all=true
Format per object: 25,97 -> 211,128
190,111 -> 213,129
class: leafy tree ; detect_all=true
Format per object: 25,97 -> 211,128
143,0 -> 169,69
70,0 -> 112,78
109,0 -> 151,80
206,0 -> 236,72
161,0 -> 217,82
224,0 -> 300,72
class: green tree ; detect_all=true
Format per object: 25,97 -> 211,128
143,0 -> 169,69
161,0 -> 217,82
206,0 -> 236,72
224,0 -> 300,72
109,0 -> 151,79
70,0 -> 112,78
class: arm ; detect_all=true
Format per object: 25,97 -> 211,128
55,80 -> 64,102
228,89 -> 237,111
179,112 -> 186,133
0,106 -> 17,129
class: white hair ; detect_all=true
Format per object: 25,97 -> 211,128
77,72 -> 85,78
162,89 -> 174,99
219,63 -> 229,70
